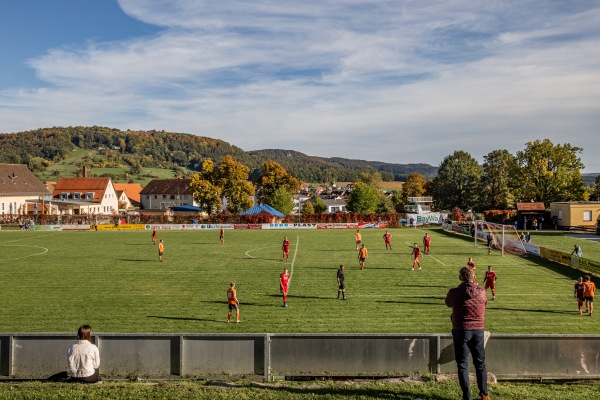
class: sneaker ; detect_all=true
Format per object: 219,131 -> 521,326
411,268 -> 414,271
236,320 -> 241,323
418,267 -> 421,270
492,297 -> 495,300
283,304 -> 288,307
480,395 -> 491,400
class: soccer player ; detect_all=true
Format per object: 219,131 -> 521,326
574,276 -> 585,315
282,236 -> 290,260
152,229 -> 157,245
220,227 -> 225,244
355,229 -> 362,251
467,257 -> 476,269
280,268 -> 290,307
411,243 -> 422,270
158,239 -> 164,262
583,275 -> 596,316
227,282 -> 240,323
337,264 -> 346,300
423,233 -> 431,254
483,266 -> 497,300
358,244 -> 368,270
486,233 -> 493,255
383,230 -> 392,250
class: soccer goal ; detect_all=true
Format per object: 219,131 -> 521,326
474,220 -> 527,257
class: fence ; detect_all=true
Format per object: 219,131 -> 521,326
2,333 -> 600,380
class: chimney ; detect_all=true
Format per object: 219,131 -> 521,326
83,166 -> 89,178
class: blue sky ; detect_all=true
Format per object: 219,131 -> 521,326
1,0 -> 599,172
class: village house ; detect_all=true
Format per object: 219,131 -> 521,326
52,177 -> 119,215
0,164 -> 52,218
113,183 -> 143,211
139,179 -> 198,210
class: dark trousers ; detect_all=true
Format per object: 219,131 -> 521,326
452,329 -> 487,400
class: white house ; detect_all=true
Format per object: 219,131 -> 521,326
139,179 -> 198,210
52,177 -> 119,215
0,164 -> 52,218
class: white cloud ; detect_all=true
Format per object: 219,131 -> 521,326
1,0 -> 600,171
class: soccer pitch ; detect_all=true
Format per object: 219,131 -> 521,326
1,228 -> 598,334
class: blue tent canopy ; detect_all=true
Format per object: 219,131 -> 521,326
240,204 -> 285,218
170,205 -> 203,212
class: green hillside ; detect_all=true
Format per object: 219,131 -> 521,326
0,126 -> 437,184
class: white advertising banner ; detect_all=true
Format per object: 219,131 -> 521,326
407,213 -> 445,225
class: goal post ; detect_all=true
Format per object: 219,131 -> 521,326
474,220 -> 527,256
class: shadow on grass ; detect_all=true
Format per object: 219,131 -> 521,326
117,258 -> 149,262
251,384 -> 454,400
487,307 -> 574,315
377,298 -> 445,305
147,315 -> 220,323
395,284 -> 449,289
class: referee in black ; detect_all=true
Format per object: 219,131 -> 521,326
337,264 -> 346,300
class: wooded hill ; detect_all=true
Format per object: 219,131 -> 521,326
0,126 -> 437,182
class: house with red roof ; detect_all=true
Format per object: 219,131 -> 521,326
52,177 -> 118,215
113,183 -> 143,210
139,179 -> 198,210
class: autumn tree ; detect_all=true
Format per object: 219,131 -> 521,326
269,187 -> 295,215
301,199 -> 315,215
190,157 -> 254,214
255,160 -> 300,205
431,151 -> 482,211
513,139 -> 585,206
480,149 -> 518,209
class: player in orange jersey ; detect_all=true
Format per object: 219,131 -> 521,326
355,229 -> 362,251
158,239 -> 164,262
220,226 -> 225,244
280,268 -> 290,307
583,275 -> 596,316
358,244 -> 368,270
227,282 -> 240,323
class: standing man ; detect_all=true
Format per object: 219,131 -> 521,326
486,232 -> 493,255
280,268 -> 290,307
574,276 -> 585,315
483,266 -> 497,300
152,229 -> 157,245
423,233 -> 431,254
572,244 -> 583,258
220,226 -> 225,244
583,275 -> 596,317
337,264 -> 346,300
383,230 -> 392,250
158,239 -> 164,262
358,244 -> 368,270
445,266 -> 490,400
355,229 -> 362,251
227,282 -> 240,323
282,236 -> 290,260
411,243 -> 422,270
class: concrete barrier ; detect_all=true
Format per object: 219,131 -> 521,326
1,333 -> 599,380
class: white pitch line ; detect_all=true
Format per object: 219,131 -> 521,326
244,246 -> 290,265
289,235 -> 299,281
2,232 -> 57,244
1,245 -> 49,262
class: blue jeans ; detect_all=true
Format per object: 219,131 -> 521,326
452,329 -> 487,400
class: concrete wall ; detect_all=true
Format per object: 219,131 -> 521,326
1,333 -> 600,380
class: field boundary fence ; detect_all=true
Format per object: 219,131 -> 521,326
1,333 -> 600,380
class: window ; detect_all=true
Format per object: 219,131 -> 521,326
85,192 -> 94,200
59,192 -> 68,200
558,210 -> 563,220
170,194 -> 175,199
583,211 -> 593,222
163,195 -> 167,199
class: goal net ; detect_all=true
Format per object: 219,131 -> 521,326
475,220 -> 527,256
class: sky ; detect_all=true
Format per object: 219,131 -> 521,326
1,0 -> 599,172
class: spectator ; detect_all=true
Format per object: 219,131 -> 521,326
571,244 -> 583,258
445,266 -> 490,400
67,325 -> 100,383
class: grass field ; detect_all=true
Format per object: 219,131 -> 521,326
1,379 -> 600,400
1,227 -> 599,334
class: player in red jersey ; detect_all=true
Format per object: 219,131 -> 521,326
152,229 -> 157,245
383,230 -> 392,250
280,268 -> 290,307
574,276 -> 585,315
467,257 -> 476,269
411,243 -> 422,270
282,236 -> 290,260
423,233 -> 431,254
483,266 -> 497,300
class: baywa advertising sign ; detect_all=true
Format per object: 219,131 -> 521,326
408,213 -> 443,225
